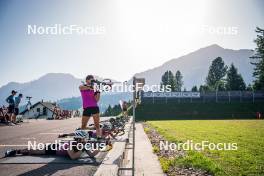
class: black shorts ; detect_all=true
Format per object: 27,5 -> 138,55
45,143 -> 58,155
8,105 -> 15,114
14,108 -> 19,115
83,107 -> 100,117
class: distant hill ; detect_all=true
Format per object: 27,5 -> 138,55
0,73 -> 81,106
132,44 -> 254,89
0,44 -> 255,109
0,73 -> 121,107
57,92 -> 132,113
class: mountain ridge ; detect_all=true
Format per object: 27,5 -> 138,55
0,44 -> 255,106
133,44 -> 254,89
0,73 -> 117,106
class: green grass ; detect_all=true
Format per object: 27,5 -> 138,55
152,145 -> 160,153
147,120 -> 264,175
144,126 -> 150,133
159,157 -> 174,173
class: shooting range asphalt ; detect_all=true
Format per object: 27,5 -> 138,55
0,117 -> 111,176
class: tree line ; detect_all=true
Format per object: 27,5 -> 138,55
161,27 -> 264,92
102,101 -> 131,117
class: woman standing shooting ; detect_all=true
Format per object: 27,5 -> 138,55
79,75 -> 101,138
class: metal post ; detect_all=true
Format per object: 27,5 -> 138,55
228,91 -> 230,103
216,91 -> 218,103
253,91 -> 255,103
132,77 -> 136,176
167,70 -> 169,82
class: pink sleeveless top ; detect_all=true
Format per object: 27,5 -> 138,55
80,89 -> 98,108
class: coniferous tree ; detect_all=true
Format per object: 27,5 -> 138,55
191,86 -> 198,91
175,70 -> 183,91
250,27 -> 264,90
226,63 -> 246,90
206,57 -> 227,90
199,85 -> 210,92
246,84 -> 253,91
161,70 -> 176,91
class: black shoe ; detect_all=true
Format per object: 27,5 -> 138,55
4,149 -> 16,157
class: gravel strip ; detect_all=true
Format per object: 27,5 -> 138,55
143,123 -> 212,176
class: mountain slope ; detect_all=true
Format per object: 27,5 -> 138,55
0,73 -> 130,112
0,73 -> 82,106
134,44 -> 254,89
57,92 -> 132,112
0,44 -> 255,106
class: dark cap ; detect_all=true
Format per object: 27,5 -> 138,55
86,75 -> 94,80
11,90 -> 17,94
19,93 -> 23,97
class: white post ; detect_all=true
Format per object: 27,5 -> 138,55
216,91 -> 218,102
132,77 -> 136,176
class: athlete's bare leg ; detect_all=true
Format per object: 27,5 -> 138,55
81,115 -> 90,129
92,113 -> 101,137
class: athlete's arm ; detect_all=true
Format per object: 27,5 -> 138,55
95,92 -> 100,102
67,150 -> 82,160
86,150 -> 100,157
58,133 -> 75,138
5,96 -> 11,103
79,85 -> 93,91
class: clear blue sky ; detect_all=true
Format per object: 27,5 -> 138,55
0,0 -> 263,86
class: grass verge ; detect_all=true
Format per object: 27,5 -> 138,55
147,120 -> 264,176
